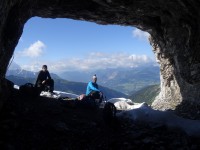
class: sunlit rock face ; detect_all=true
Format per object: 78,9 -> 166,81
0,0 -> 200,115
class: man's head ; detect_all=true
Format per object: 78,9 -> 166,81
42,65 -> 47,71
92,74 -> 97,83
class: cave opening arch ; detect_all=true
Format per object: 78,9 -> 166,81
11,16 -> 158,97
1,0 -> 200,118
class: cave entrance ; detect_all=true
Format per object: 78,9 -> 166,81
7,17 -> 160,103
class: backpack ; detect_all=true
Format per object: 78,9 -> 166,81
103,102 -> 117,123
19,83 -> 40,97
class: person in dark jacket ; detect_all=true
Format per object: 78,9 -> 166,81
35,65 -> 54,93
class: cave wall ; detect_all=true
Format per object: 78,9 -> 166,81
0,0 -> 200,114
0,0 -> 31,110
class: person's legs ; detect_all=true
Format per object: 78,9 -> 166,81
45,79 -> 54,92
35,81 -> 45,93
90,91 -> 100,99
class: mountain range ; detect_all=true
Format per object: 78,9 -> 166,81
129,84 -> 160,105
59,65 -> 160,94
6,75 -> 127,99
6,63 -> 160,97
6,69 -> 60,79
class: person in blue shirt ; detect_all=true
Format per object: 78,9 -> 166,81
86,74 -> 102,100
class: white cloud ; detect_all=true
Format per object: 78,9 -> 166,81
132,28 -> 150,41
18,41 -> 45,58
21,62 -> 42,72
19,52 -> 156,72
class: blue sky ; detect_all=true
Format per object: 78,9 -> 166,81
13,17 -> 156,73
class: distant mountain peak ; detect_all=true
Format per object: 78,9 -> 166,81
8,62 -> 21,70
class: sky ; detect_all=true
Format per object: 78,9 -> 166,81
12,17 -> 156,73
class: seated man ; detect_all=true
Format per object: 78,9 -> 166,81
35,65 -> 54,93
86,74 -> 102,101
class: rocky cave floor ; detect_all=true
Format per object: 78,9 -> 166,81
0,90 -> 200,150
